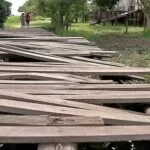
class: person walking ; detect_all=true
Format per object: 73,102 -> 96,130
25,12 -> 31,27
20,13 -> 26,28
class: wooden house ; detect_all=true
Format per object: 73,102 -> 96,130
89,0 -> 144,26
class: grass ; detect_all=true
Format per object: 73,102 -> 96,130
5,16 -> 51,29
5,16 -> 20,28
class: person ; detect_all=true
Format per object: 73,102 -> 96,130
20,13 -> 26,27
25,12 -> 31,26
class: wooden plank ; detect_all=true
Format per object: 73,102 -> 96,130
0,44 -> 113,67
5,43 -> 118,56
0,98 -> 150,125
71,56 -> 145,80
0,80 -> 73,84
3,89 -> 150,97
1,38 -> 94,45
72,56 -> 124,67
0,115 -> 103,126
38,144 -> 56,150
0,37 -> 84,42
0,89 -> 110,110
0,80 -> 114,84
0,84 -> 149,91
8,42 -> 108,53
0,65 -> 149,75
42,93 -> 150,104
38,144 -> 78,150
1,126 -> 150,143
0,44 -> 79,63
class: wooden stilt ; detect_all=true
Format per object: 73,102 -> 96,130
125,15 -> 129,33
61,143 -> 77,150
38,144 -> 56,150
38,143 -> 77,150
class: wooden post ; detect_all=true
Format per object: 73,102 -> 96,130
125,15 -> 129,33
38,144 -> 56,150
144,16 -> 147,32
38,143 -> 77,150
60,143 -> 77,150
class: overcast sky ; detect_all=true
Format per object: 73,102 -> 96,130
6,0 -> 27,15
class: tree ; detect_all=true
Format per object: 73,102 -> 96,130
138,0 -> 150,28
0,0 -> 11,28
94,0 -> 120,10
20,0 -> 89,29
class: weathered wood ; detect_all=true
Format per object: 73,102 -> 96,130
0,44 -> 79,63
38,143 -> 78,150
38,144 -> 56,150
0,65 -> 149,75
0,115 -> 103,126
0,84 -> 149,91
0,80 -> 73,84
1,126 -> 150,143
36,92 -> 150,104
0,98 -> 150,125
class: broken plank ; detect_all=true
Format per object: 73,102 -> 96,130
0,115 -> 103,126
0,84 -> 149,91
0,44 -> 80,63
0,97 -> 150,125
0,80 -> 73,84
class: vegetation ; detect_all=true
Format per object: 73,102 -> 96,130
93,0 -> 120,9
139,0 -> 150,28
5,16 -> 51,29
19,0 -> 89,29
0,0 -> 11,28
4,0 -> 150,68
55,23 -> 150,67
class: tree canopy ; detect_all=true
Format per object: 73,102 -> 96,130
139,0 -> 150,28
94,0 -> 120,9
0,0 -> 11,28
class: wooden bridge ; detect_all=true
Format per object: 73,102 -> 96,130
0,27 -> 150,150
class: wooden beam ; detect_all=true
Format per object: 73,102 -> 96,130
0,99 -> 150,125
0,115 -> 103,126
1,126 -> 150,143
0,84 -> 149,91
0,44 -> 79,63
0,65 -> 149,75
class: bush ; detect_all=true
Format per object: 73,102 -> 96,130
0,0 -> 11,28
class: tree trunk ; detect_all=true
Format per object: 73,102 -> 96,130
59,2 -> 64,29
76,18 -> 78,23
139,0 -> 150,28
145,14 -> 150,28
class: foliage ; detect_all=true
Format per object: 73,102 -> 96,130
5,16 -> 20,28
0,0 -> 11,28
137,0 -> 150,28
20,0 -> 89,29
93,0 -> 120,10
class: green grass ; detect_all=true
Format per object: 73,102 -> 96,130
5,16 -> 20,29
143,29 -> 150,38
56,23 -> 144,38
5,16 -> 51,29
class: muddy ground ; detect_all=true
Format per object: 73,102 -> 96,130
95,34 -> 150,67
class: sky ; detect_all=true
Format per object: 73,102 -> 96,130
6,0 -> 27,15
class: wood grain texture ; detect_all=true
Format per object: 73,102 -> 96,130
0,115 -> 103,126
1,126 -> 150,143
